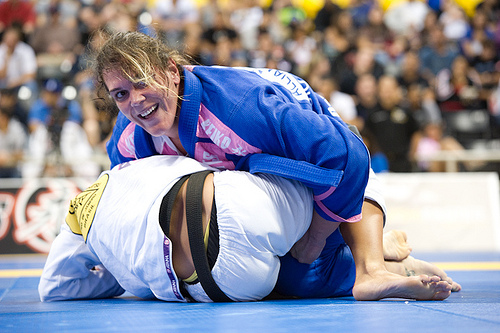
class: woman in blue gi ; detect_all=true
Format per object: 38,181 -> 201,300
94,31 -> 447,301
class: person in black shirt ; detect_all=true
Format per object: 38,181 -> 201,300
366,75 -> 420,172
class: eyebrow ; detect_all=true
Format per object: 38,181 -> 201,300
108,88 -> 122,93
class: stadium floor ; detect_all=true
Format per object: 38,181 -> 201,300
1,252 -> 499,333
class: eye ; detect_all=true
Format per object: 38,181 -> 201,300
113,90 -> 128,102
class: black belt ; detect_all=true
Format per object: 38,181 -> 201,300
159,171 -> 231,302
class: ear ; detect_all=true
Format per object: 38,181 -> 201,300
168,58 -> 181,85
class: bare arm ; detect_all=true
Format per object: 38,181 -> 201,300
290,210 -> 341,264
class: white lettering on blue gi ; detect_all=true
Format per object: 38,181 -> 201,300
245,68 -> 312,102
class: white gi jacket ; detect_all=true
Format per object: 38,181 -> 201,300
39,155 -> 314,302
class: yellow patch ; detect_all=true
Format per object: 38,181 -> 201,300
66,174 -> 109,242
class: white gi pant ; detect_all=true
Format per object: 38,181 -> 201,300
39,156 -> 313,302
187,171 -> 313,301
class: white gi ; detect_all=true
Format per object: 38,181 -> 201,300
38,155 -> 313,302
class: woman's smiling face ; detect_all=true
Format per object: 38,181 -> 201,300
103,62 -> 181,138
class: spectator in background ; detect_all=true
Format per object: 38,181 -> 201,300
366,75 -> 420,172
263,43 -> 293,73
201,9 -> 238,51
260,5 -> 290,46
411,121 -> 480,172
419,23 -> 460,85
354,73 -> 378,126
34,0 -> 81,25
329,9 -> 357,51
0,0 -> 37,36
438,1 -> 469,41
397,50 -> 432,93
405,83 -> 442,128
435,55 -> 485,113
348,0 -> 373,30
472,39 -> 500,101
338,45 -> 384,96
307,53 -> 334,89
0,87 -> 27,127
210,32 -> 243,67
383,0 -> 430,37
489,78 -> 500,136
24,79 -> 99,178
198,0 -> 219,30
200,9 -> 239,66
475,0 -> 500,28
248,27 -> 274,68
411,9 -> 439,51
460,9 -> 495,61
377,35 -> 408,77
285,21 -> 317,77
274,0 -> 307,29
31,1 -> 82,50
358,5 -> 394,56
0,25 -> 37,93
228,0 -> 263,51
150,0 -> 200,51
397,51 -> 442,126
28,79 -> 82,133
321,9 -> 356,63
313,0 -> 341,33
181,19 -> 204,65
78,4 -> 105,46
0,101 -> 27,178
99,1 -> 141,34
30,3 -> 82,82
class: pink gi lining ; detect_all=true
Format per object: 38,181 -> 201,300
117,123 -> 137,159
314,186 -> 362,223
195,104 -> 262,169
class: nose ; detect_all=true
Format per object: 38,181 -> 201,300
130,89 -> 145,106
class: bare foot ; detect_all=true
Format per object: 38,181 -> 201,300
352,270 -> 452,301
402,256 -> 462,292
383,230 -> 412,261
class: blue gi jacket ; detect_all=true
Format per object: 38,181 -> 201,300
107,66 -> 370,222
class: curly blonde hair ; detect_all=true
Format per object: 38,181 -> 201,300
92,31 -> 192,113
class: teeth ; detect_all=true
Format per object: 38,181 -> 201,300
140,105 -> 156,118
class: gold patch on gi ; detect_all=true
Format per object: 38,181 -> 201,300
66,174 -> 109,242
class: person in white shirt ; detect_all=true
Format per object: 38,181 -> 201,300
0,25 -> 37,91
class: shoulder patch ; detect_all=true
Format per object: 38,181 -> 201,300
65,174 -> 109,242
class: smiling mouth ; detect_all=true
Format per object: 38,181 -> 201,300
139,104 -> 158,119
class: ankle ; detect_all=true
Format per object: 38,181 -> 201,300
355,262 -> 389,279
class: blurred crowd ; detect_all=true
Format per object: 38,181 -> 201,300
0,0 -> 499,178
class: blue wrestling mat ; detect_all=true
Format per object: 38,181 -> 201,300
1,252 -> 499,333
